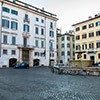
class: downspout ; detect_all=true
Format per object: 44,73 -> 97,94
0,1 -> 3,57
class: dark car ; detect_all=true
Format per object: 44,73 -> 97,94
15,62 -> 29,69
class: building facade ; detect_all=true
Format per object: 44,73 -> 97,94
0,0 -> 58,68
73,14 -> 100,64
57,29 -> 75,65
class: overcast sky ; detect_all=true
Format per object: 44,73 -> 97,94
23,0 -> 100,33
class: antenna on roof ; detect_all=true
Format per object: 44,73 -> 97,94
88,16 -> 92,19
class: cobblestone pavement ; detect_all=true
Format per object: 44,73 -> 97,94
0,67 -> 100,100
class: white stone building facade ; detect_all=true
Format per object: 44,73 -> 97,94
0,0 -> 58,67
57,30 -> 75,65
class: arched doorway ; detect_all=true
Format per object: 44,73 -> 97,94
49,59 -> 54,66
33,59 -> 40,66
9,58 -> 17,67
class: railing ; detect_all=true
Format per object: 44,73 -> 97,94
23,18 -> 30,23
17,44 -> 34,49
86,48 -> 97,53
22,32 -> 30,38
49,47 -> 54,52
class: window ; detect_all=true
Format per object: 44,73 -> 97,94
2,7 -> 10,13
96,21 -> 100,26
41,19 -> 44,23
61,37 -> 64,41
11,21 -> 18,30
96,31 -> 100,36
23,24 -> 29,32
61,51 -> 64,56
98,53 -> 100,59
77,55 -> 79,59
35,27 -> 39,34
23,38 -> 27,47
75,27 -> 80,32
82,25 -> 87,30
12,36 -> 16,45
49,31 -> 54,37
96,42 -> 100,48
89,43 -> 94,49
41,28 -> 44,35
35,40 -> 38,47
67,37 -> 70,41
76,45 -> 81,50
76,35 -> 80,40
61,43 -> 64,48
82,34 -> 87,39
73,44 -> 75,48
24,14 -> 29,23
50,22 -> 53,29
34,52 -> 39,56
3,35 -> 7,44
49,42 -> 53,50
3,49 -> 7,55
36,17 -> 39,22
41,41 -> 44,48
89,32 -> 94,37
67,43 -> 70,48
25,14 -> 28,20
67,51 -> 70,56
50,53 -> 54,57
11,50 -> 16,55
2,19 -> 9,28
82,44 -> 87,50
84,54 -> 86,59
11,10 -> 18,15
89,23 -> 94,28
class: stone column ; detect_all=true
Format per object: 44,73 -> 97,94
29,50 -> 33,67
19,48 -> 22,63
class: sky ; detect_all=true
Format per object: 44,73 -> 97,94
23,0 -> 100,33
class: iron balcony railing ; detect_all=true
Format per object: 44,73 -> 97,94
22,32 -> 30,38
17,44 -> 34,49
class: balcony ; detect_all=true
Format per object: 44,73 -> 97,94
49,47 -> 54,52
22,32 -> 30,38
24,18 -> 30,23
75,49 -> 85,53
86,48 -> 97,54
17,44 -> 34,50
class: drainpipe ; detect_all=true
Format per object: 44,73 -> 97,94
0,1 -> 3,57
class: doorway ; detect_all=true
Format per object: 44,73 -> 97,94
9,58 -> 17,67
49,59 -> 54,66
90,56 -> 95,65
33,59 -> 40,66
22,50 -> 29,63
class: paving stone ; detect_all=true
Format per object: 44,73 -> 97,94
0,68 -> 99,100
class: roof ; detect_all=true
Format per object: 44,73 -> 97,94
72,15 -> 100,26
2,0 -> 58,20
57,33 -> 74,37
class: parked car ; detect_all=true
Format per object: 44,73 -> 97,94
15,62 -> 29,69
